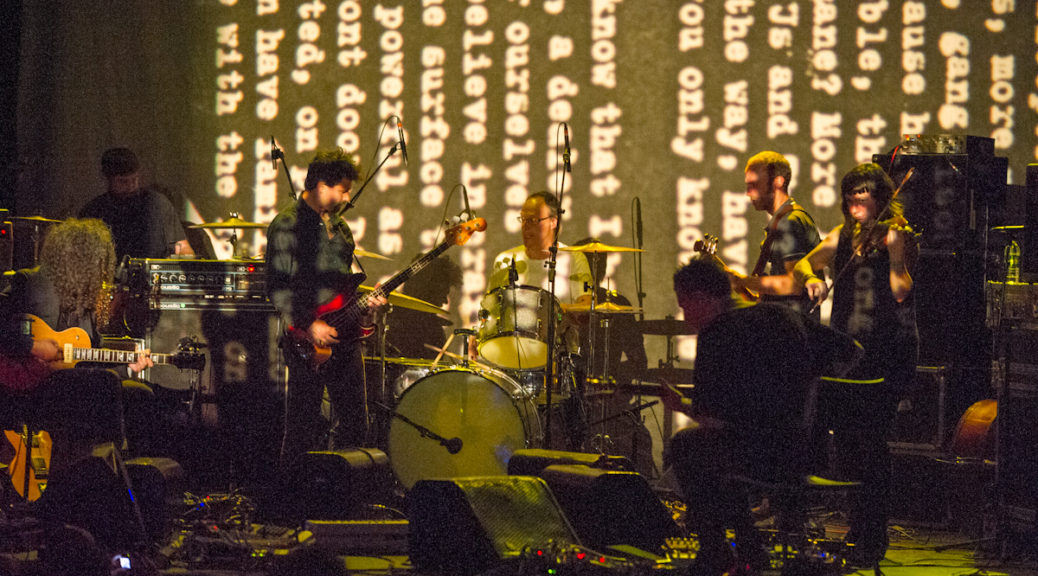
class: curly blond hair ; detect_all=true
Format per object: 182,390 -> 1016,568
40,218 -> 116,320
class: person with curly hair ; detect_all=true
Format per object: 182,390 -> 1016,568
3,219 -> 155,450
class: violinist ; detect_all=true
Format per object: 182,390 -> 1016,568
792,162 -> 919,566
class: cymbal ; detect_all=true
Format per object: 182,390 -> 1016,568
189,217 -> 267,229
991,225 -> 1025,232
355,248 -> 392,261
561,241 -> 645,253
561,301 -> 641,314
357,285 -> 446,315
635,318 -> 694,336
7,216 -> 62,224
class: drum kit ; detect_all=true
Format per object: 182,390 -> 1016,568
374,240 -> 682,487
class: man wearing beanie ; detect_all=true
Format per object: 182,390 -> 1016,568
80,147 -> 192,259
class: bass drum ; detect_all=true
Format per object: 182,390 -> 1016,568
387,366 -> 541,488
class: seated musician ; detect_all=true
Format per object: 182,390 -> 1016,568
473,191 -> 591,366
265,148 -> 387,470
662,258 -> 861,575
2,218 -> 155,456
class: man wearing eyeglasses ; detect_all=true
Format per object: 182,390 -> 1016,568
486,191 -> 591,298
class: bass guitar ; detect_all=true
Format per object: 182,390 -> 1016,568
286,217 -> 487,367
693,234 -> 759,302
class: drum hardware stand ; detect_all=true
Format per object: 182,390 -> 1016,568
454,329 -> 476,368
371,401 -> 462,455
366,304 -> 394,446
542,124 -> 572,450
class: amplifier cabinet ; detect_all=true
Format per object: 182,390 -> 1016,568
986,281 -> 1038,329
145,301 -> 284,487
890,366 -> 947,451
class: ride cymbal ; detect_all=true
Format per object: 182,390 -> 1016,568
357,285 -> 447,315
560,241 -> 645,253
561,301 -> 641,314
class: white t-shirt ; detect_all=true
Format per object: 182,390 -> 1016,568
487,244 -> 592,301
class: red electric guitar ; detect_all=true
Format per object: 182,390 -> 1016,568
285,217 -> 487,367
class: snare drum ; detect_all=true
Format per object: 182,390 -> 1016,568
387,366 -> 541,488
478,285 -> 559,370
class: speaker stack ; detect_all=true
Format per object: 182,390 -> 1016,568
129,258 -> 284,487
874,136 -> 1007,441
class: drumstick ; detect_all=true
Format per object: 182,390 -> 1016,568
432,332 -> 456,367
423,343 -> 495,372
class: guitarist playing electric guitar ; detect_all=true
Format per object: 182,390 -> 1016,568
726,151 -> 822,317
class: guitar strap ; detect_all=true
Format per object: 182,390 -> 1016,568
750,200 -> 802,277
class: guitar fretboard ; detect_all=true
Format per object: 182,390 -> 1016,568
64,346 -> 174,366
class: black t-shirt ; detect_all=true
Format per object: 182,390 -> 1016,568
265,198 -> 362,333
759,200 -> 821,316
80,188 -> 186,260
691,303 -> 860,478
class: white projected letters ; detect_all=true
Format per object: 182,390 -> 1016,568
337,1 -> 366,67
292,1 -> 328,85
215,132 -> 244,199
989,54 -> 1016,149
420,46 -> 447,207
256,29 -> 285,121
216,23 -> 244,115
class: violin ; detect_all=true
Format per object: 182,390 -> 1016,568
853,215 -> 915,256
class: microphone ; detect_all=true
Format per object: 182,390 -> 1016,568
396,118 -> 408,166
635,197 -> 643,248
461,185 -> 472,219
443,437 -> 463,454
563,123 -> 571,173
270,136 -> 278,172
509,257 -> 519,287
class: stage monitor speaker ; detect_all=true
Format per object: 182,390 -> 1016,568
283,448 -> 393,522
144,303 -> 283,486
407,476 -> 580,575
538,464 -> 680,553
124,457 -> 185,542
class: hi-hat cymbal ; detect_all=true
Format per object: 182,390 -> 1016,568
357,285 -> 446,315
991,225 -> 1025,232
189,217 -> 267,229
561,241 -> 645,253
561,301 -> 641,314
8,216 -> 62,224
636,318 -> 694,336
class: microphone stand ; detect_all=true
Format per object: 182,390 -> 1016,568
337,141 -> 402,216
271,140 -> 298,201
372,401 -> 461,455
543,123 -> 570,449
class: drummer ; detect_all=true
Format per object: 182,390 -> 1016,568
487,191 -> 591,299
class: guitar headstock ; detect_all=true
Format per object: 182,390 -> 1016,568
445,218 -> 488,246
693,234 -> 718,256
